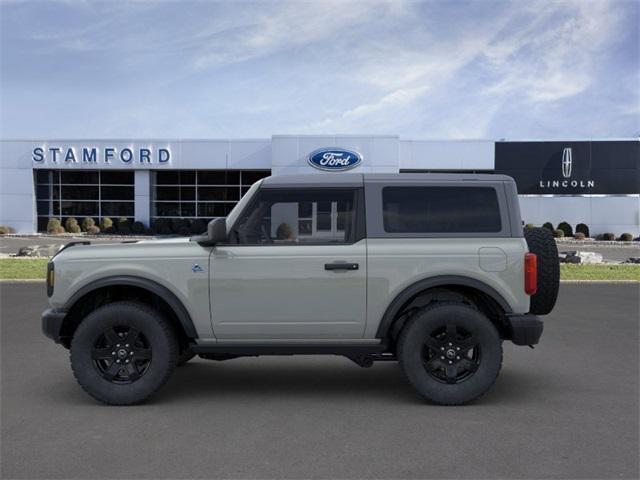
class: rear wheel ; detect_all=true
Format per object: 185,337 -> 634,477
70,301 -> 178,405
398,302 -> 502,405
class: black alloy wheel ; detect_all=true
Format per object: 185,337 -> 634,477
422,323 -> 480,384
91,326 -> 152,384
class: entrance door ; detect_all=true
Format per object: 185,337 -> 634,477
210,187 -> 366,339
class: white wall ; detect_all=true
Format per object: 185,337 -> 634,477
519,195 -> 640,236
399,140 -> 494,170
0,141 -> 37,233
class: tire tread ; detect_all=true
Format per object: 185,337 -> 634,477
70,301 -> 178,405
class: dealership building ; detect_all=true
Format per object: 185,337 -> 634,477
0,136 -> 638,235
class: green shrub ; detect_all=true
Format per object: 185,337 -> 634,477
53,225 -> 66,234
64,217 -> 81,234
131,221 -> 145,234
542,222 -> 554,231
575,223 -> 590,238
82,217 -> 95,231
524,223 -> 535,229
47,218 -> 61,234
190,219 -> 207,235
173,218 -> 191,236
0,225 -> 15,234
557,221 -> 573,238
86,225 -> 101,235
153,218 -> 173,235
573,232 -> 586,240
553,229 -> 565,238
100,217 -> 114,233
619,233 -> 633,241
599,232 -> 615,241
116,217 -> 131,234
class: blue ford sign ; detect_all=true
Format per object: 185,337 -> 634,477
307,148 -> 362,171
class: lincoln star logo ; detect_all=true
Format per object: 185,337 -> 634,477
307,148 -> 362,171
539,146 -> 595,189
562,147 -> 572,178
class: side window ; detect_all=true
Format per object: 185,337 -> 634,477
382,186 -> 502,233
232,189 -> 358,245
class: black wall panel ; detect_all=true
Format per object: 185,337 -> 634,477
495,141 -> 640,194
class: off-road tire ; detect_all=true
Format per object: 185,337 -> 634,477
524,227 -> 560,315
70,301 -> 178,405
398,302 -> 502,405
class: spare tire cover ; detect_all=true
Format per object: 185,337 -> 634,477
524,227 -> 560,315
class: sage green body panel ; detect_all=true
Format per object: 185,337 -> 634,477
49,238 -> 215,339
209,240 -> 367,339
364,238 -> 530,338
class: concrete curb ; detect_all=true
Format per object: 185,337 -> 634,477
0,279 -> 45,283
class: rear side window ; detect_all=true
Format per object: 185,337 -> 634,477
382,186 -> 502,233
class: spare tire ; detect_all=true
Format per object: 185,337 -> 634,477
524,227 -> 560,315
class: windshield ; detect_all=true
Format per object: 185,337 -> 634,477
225,179 -> 264,232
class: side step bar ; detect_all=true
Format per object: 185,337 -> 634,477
191,343 -> 396,368
191,343 -> 388,356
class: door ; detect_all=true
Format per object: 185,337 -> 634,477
210,187 -> 367,339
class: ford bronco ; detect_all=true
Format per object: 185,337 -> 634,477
42,173 -> 559,405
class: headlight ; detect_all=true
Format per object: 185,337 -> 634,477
47,261 -> 54,297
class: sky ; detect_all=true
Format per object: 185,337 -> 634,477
1,0 -> 638,140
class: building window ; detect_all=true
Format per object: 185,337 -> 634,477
151,170 -> 270,222
35,170 -> 134,231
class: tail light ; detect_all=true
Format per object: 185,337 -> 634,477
524,253 -> 537,295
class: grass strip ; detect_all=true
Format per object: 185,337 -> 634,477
0,258 -> 48,279
0,259 -> 638,281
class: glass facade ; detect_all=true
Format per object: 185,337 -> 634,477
35,170 -> 134,231
151,170 -> 270,221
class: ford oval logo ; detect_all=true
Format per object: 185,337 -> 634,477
307,148 -> 362,172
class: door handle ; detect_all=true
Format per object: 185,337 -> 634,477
325,262 -> 359,271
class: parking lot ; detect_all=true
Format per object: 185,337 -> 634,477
1,283 -> 638,479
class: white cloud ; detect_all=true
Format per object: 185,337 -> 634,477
191,0 -> 407,69
481,0 -> 620,102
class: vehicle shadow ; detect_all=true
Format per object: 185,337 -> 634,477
151,358 -> 541,406
43,358 -> 543,406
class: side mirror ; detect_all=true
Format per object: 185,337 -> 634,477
207,217 -> 227,244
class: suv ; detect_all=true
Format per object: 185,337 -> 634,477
42,173 -> 559,405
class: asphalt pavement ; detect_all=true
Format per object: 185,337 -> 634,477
1,283 -> 638,479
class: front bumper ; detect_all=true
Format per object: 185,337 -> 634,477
506,314 -> 543,346
41,308 -> 67,344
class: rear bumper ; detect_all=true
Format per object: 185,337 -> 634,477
41,308 -> 67,344
506,314 -> 543,346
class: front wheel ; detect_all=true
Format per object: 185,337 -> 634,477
398,302 -> 502,405
70,301 -> 178,405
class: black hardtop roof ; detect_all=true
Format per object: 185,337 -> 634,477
261,172 -> 514,187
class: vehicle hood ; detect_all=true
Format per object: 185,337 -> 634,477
53,237 -> 197,262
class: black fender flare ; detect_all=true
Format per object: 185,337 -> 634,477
64,275 -> 198,338
375,275 -> 513,339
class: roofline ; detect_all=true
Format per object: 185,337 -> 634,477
2,137 -> 637,143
